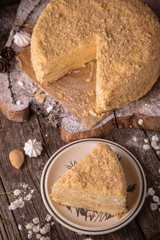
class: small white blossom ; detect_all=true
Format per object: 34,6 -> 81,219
151,141 -> 160,150
33,217 -> 39,224
138,119 -> 143,125
36,234 -> 42,239
143,144 -> 150,150
153,195 -> 160,203
51,222 -> 54,226
8,198 -> 24,210
144,139 -> 149,143
27,230 -> 33,239
24,193 -> 32,201
132,136 -> 137,142
148,187 -> 155,196
25,223 -> 34,230
30,189 -> 35,194
156,151 -> 160,155
45,214 -> 52,222
18,224 -> 22,231
150,203 -> 158,211
40,223 -> 50,235
152,135 -> 159,142
13,189 -> 21,196
23,183 -> 28,189
33,224 -> 40,233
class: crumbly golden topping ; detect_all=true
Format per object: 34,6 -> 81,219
53,142 -> 127,198
31,0 -> 160,113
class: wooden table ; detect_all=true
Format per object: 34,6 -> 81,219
0,1 -> 160,240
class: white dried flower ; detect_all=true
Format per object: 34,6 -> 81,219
33,224 -> 40,233
51,222 -> 54,226
144,139 -> 149,143
148,187 -> 155,196
8,198 -> 24,210
23,183 -> 28,189
13,189 -> 21,196
45,214 -> 52,222
36,234 -> 42,239
40,223 -> 50,235
25,223 -> 34,230
156,151 -> 160,155
152,135 -> 159,142
153,195 -> 160,203
30,189 -> 35,194
143,144 -> 150,150
18,224 -> 22,231
150,203 -> 158,211
33,217 -> 39,224
138,119 -> 143,125
27,230 -> 33,239
24,193 -> 32,201
151,141 -> 160,150
132,136 -> 137,142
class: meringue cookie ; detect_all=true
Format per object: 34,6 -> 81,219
24,139 -> 43,157
13,31 -> 31,48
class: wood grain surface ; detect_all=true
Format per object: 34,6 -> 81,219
0,1 -> 160,240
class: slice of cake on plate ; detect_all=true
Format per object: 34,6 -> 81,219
50,142 -> 127,218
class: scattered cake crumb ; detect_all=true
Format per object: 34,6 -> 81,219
86,78 -> 92,82
35,92 -> 46,102
34,87 -> 38,92
138,119 -> 143,125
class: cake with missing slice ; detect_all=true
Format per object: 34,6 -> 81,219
31,0 -> 160,114
50,142 -> 127,218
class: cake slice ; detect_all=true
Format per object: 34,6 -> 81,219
50,142 -> 127,218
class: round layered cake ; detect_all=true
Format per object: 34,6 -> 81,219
31,0 -> 160,113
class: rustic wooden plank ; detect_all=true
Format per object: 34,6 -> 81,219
104,128 -> 160,239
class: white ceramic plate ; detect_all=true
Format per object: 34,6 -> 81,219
41,139 -> 146,235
